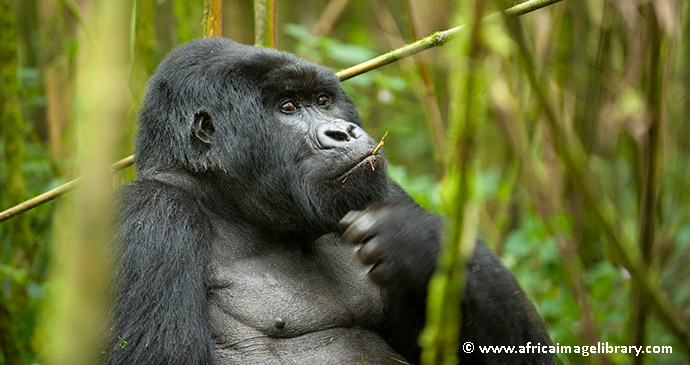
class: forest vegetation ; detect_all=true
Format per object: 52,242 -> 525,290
0,0 -> 689,363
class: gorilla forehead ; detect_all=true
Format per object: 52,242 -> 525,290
261,63 -> 340,95
153,38 -> 336,90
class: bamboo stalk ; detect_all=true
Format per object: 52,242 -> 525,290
403,0 -> 447,159
202,0 -> 222,38
254,0 -> 276,48
45,0 -> 128,360
0,156 -> 133,222
631,6 -> 664,363
420,1 -> 486,362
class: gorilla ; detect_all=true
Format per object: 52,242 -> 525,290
106,37 -> 552,364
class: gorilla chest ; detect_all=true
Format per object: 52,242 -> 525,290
206,234 -> 386,340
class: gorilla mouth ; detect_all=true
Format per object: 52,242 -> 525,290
336,154 -> 385,183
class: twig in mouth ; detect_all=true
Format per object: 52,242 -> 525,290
372,131 -> 389,155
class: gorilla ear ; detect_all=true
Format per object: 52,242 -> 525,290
193,111 -> 215,145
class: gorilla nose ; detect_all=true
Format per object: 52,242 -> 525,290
316,120 -> 362,149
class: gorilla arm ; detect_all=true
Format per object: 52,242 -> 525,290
106,179 -> 217,365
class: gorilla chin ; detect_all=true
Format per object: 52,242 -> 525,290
106,38 -> 553,365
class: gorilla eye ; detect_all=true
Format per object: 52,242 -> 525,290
316,94 -> 330,106
279,100 -> 298,113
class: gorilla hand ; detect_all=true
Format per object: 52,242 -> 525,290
339,203 -> 442,296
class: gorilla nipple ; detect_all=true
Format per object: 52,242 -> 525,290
274,317 -> 286,330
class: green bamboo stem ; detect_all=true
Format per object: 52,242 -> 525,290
254,0 -> 276,48
202,0 -> 222,38
0,155 -> 133,222
631,7 -> 664,363
420,2 -> 487,362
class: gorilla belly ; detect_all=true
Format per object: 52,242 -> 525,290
214,327 -> 406,364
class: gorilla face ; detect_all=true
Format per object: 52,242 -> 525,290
259,63 -> 388,234
135,38 -> 388,236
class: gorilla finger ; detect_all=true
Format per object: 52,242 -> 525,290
338,210 -> 364,232
357,237 -> 383,265
368,261 -> 394,287
341,211 -> 379,243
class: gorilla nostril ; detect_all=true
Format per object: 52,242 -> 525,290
316,122 -> 360,149
347,125 -> 359,139
325,130 -> 350,142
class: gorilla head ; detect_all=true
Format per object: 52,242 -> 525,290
135,38 -> 388,236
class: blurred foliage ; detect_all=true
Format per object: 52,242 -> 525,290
1,0 -> 689,363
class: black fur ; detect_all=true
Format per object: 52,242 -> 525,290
106,38 -> 553,364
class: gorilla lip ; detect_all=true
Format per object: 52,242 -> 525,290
337,131 -> 388,182
338,154 -> 384,183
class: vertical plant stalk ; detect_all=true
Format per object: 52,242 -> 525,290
0,2 -> 28,222
125,0 -> 156,180
403,0 -> 447,159
202,0 -> 222,38
677,4 -> 690,202
631,6 -> 664,364
63,0 -> 93,42
0,0 -> 32,362
173,0 -> 194,43
39,0 -> 70,158
368,0 -> 446,159
254,0 -> 276,48
420,2 -> 485,364
569,0 -> 611,272
312,0 -> 349,36
45,0 -> 129,362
